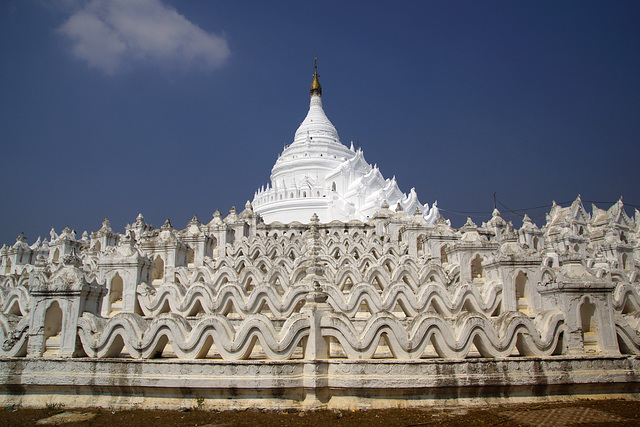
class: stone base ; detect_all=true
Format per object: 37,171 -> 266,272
1,356 -> 639,410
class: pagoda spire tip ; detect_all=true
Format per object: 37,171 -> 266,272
310,55 -> 322,96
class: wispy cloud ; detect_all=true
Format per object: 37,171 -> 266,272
57,0 -> 230,74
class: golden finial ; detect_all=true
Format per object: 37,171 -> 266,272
310,55 -> 322,96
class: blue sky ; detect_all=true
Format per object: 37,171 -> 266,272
1,0 -> 639,246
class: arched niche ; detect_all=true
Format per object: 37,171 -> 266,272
471,255 -> 484,281
440,245 -> 449,264
187,247 -> 195,266
416,236 -> 424,257
515,271 -> 530,314
580,298 -> 600,354
211,236 -> 218,257
532,236 -> 540,251
622,253 -> 630,271
152,255 -> 165,282
109,273 -> 124,314
43,301 -> 63,356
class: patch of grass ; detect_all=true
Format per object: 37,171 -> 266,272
45,402 -> 65,410
194,395 -> 205,411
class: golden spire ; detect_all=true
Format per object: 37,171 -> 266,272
310,55 -> 322,96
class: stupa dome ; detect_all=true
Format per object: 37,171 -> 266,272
252,60 -> 440,224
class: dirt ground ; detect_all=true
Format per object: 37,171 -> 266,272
2,399 -> 640,426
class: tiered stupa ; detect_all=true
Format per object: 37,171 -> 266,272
252,60 -> 440,224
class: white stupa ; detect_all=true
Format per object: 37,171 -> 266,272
252,60 -> 440,224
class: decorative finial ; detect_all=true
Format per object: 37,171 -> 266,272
310,56 -> 322,96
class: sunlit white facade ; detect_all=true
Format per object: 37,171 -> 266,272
252,67 -> 440,224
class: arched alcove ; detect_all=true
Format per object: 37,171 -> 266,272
533,236 -> 540,251
211,237 -> 218,257
515,271 -> 530,314
152,256 -> 164,282
43,301 -> 63,356
187,248 -> 195,266
622,253 -> 629,271
7,300 -> 23,316
109,273 -> 124,314
94,241 -> 102,252
52,248 -> 60,263
4,258 -> 11,275
440,245 -> 449,264
580,299 -> 600,354
471,255 -> 484,281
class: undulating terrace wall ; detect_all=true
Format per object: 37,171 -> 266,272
1,198 -> 640,408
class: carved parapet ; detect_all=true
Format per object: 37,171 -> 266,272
538,274 -> 618,356
27,260 -> 105,358
98,237 -> 152,316
3,197 -> 640,395
180,229 -> 216,268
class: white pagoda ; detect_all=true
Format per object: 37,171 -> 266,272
252,61 -> 440,224
0,60 -> 639,410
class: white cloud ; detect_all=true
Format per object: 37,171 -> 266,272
57,0 -> 230,74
